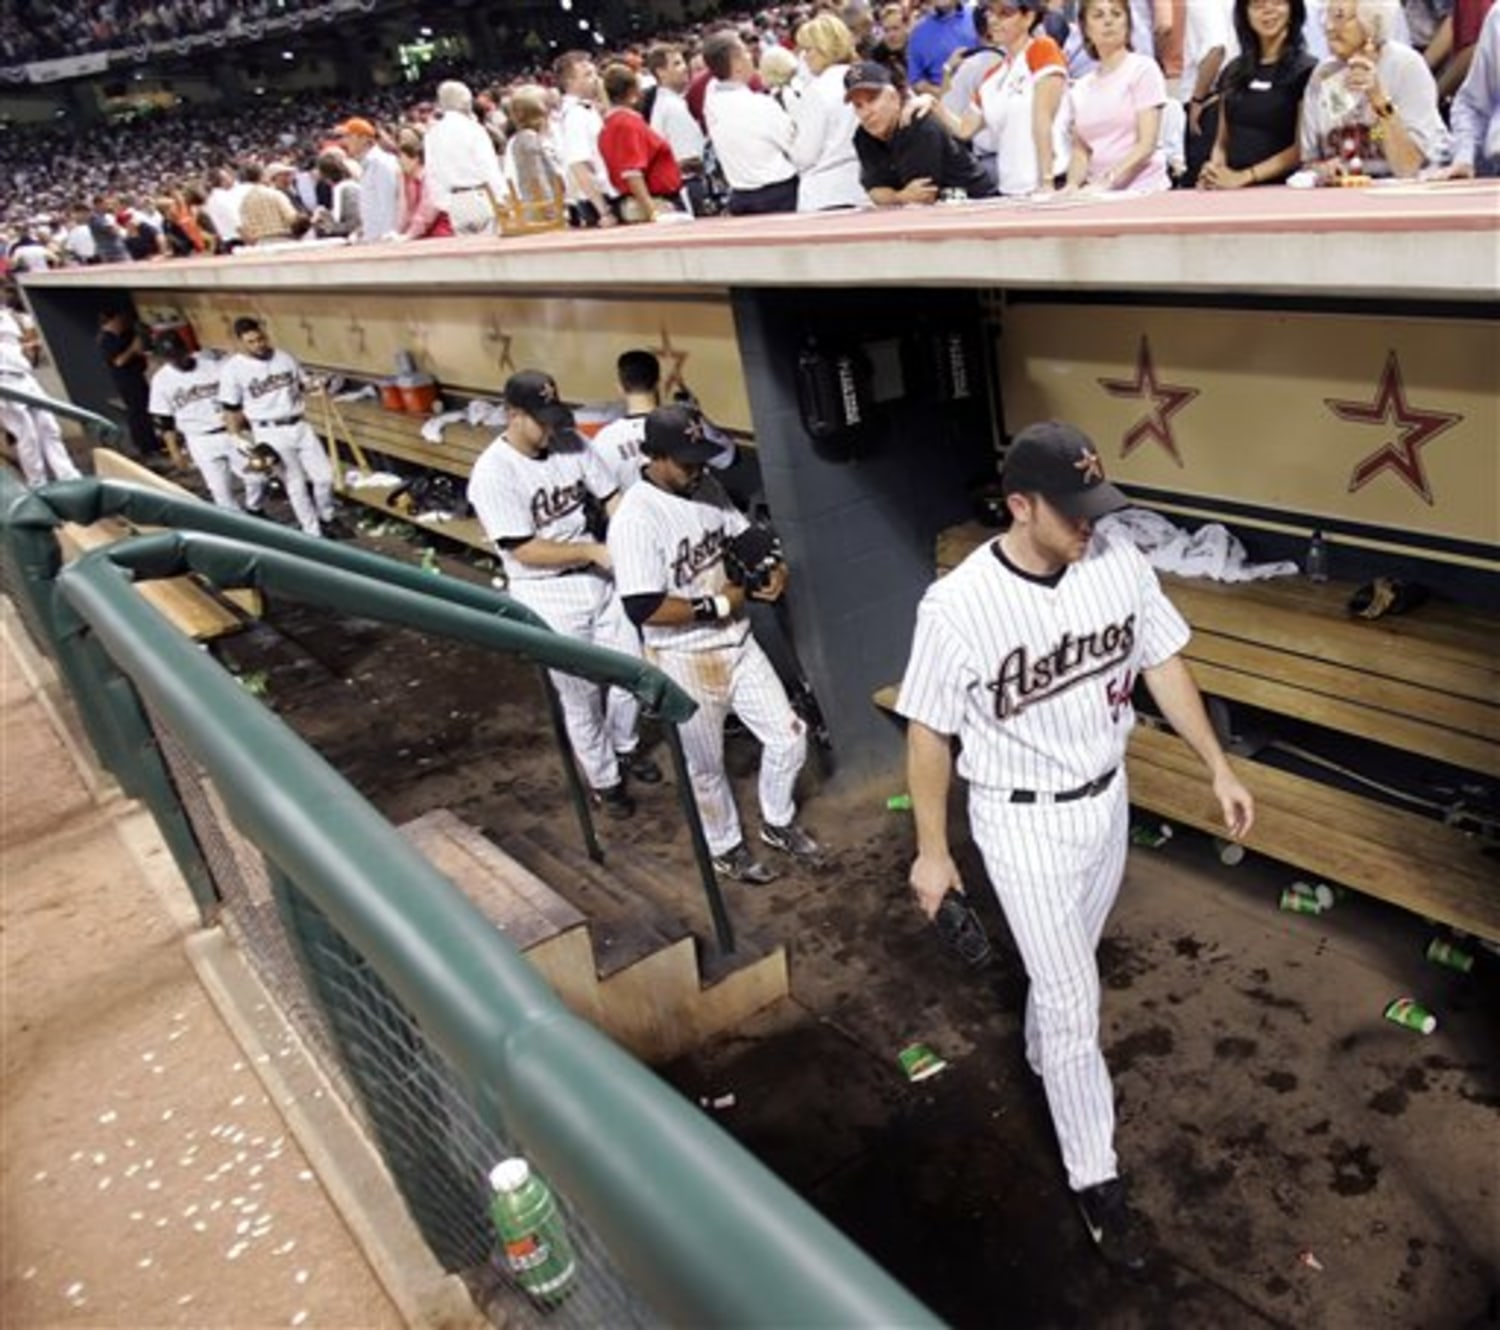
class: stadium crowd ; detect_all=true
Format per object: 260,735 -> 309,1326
1,0 -> 1496,270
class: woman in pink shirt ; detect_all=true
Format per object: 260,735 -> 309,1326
1063,0 -> 1171,192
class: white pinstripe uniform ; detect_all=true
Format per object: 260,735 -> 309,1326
219,348 -> 332,536
148,353 -> 265,512
608,472 -> 806,857
591,413 -> 735,495
0,340 -> 79,487
467,432 -> 643,792
897,529 -> 1190,1192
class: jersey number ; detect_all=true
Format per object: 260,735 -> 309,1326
1106,670 -> 1135,724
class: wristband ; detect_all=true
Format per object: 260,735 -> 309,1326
713,593 -> 732,620
691,596 -> 718,622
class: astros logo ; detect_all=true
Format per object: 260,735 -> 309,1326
1074,448 -> 1104,483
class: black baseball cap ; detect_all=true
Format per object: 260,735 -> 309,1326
504,369 -> 575,432
1001,421 -> 1129,520
844,61 -> 895,99
643,404 -> 723,464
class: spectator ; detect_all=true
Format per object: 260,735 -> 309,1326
396,128 -> 455,239
87,194 -> 129,265
1200,0 -> 1317,188
704,29 -> 801,214
7,227 -> 52,273
238,162 -> 299,245
1444,1 -> 1500,174
423,79 -> 507,235
1424,0 -> 1496,97
504,85 -> 567,212
846,60 -> 999,203
119,208 -> 166,261
941,3 -> 1010,187
790,14 -> 869,209
337,117 -> 402,241
155,192 -> 200,257
204,166 -> 248,250
1179,0 -> 1238,183
931,0 -> 1071,195
908,0 -> 980,94
312,151 -> 361,237
555,49 -> 619,228
870,2 -> 913,83
1299,0 -> 1450,177
599,64 -> 685,222
647,43 -> 710,212
1063,0 -> 1172,192
63,205 -> 96,265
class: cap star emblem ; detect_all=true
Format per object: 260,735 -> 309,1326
683,413 -> 704,442
1074,447 -> 1104,483
537,378 -> 557,403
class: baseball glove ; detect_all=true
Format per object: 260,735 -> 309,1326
723,524 -> 784,594
241,442 -> 281,475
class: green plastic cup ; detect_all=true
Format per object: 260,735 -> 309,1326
1383,997 -> 1437,1035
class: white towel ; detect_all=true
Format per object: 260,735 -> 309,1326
1099,508 -> 1299,582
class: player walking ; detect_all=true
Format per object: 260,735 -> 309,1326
219,317 -> 347,538
0,329 -> 79,488
467,369 -> 660,819
897,420 -> 1253,1270
608,403 -> 821,884
148,332 -> 266,513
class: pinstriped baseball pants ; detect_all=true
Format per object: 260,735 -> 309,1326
970,775 -> 1130,1192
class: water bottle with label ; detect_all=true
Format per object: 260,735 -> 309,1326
1306,530 -> 1330,583
489,1157 -> 578,1307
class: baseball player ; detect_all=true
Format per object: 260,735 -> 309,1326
0,332 -> 80,488
896,420 -> 1253,1270
219,317 -> 348,538
466,369 -> 660,820
148,332 -> 266,513
608,403 -> 821,884
590,348 -> 736,495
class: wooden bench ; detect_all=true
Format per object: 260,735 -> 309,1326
68,449 -> 261,639
888,520 -> 1500,940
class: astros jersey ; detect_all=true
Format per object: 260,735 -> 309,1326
467,434 -> 618,582
608,473 -> 749,651
590,414 -> 648,494
897,531 -> 1190,791
218,349 -> 306,422
148,354 -> 226,433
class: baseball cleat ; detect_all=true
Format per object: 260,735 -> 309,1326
1075,1178 -> 1150,1272
592,783 -> 635,820
760,821 -> 825,865
617,750 -> 663,784
711,843 -> 779,885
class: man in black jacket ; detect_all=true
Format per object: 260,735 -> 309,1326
846,61 -> 997,205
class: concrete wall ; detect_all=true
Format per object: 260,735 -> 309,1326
732,287 -> 996,784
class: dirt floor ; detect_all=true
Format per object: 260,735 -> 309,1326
205,527 -> 1500,1330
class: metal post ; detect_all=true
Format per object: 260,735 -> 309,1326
663,721 -> 735,955
539,666 -> 602,863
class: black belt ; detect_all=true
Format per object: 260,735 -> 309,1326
192,425 -> 227,435
450,184 -> 488,193
1007,768 -> 1117,805
254,415 -> 303,427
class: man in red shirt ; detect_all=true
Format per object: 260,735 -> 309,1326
598,64 -> 685,222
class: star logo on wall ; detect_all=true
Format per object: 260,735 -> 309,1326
346,314 -> 368,357
482,314 -> 517,375
296,314 -> 318,351
404,314 -> 430,361
1097,336 -> 1200,467
650,327 -> 689,397
1325,351 -> 1462,506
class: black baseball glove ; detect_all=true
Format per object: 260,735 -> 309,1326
723,524 -> 784,594
241,442 -> 281,474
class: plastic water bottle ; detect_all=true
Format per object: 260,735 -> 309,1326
1306,530 -> 1330,583
489,1158 -> 577,1307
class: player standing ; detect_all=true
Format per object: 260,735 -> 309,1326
896,420 -> 1253,1269
149,332 -> 266,513
608,403 -> 821,884
0,326 -> 79,488
467,369 -> 660,819
219,317 -> 346,538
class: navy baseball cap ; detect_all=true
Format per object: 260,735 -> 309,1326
1001,421 -> 1129,520
643,404 -> 722,464
504,370 -> 575,432
844,61 -> 895,99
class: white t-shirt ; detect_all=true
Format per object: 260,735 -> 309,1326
1180,0 -> 1237,103
704,81 -> 797,190
556,95 -> 616,204
149,354 -> 227,434
590,414 -> 649,494
218,348 -> 306,422
467,434 -> 618,582
896,531 -> 1189,792
976,37 -> 1070,196
423,109 -> 507,209
651,85 -> 706,165
788,63 -> 866,211
608,473 -> 750,652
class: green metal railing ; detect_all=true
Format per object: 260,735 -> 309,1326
1,457 -> 943,1328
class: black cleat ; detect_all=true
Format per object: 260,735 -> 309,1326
760,821 -> 825,865
592,783 -> 635,820
617,750 -> 663,784
1076,1178 -> 1150,1273
711,843 -> 779,885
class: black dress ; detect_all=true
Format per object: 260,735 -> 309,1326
1221,51 -> 1318,180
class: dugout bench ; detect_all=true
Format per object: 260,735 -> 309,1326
879,520 -> 1500,943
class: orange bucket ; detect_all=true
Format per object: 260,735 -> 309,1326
379,381 -> 405,411
399,380 -> 439,414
